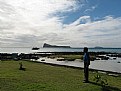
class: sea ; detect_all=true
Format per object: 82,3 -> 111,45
0,47 -> 121,54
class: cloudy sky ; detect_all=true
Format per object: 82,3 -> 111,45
0,0 -> 121,48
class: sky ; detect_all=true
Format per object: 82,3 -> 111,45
0,0 -> 121,48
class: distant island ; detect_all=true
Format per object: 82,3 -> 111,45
32,47 -> 40,50
43,43 -> 71,48
94,46 -> 104,49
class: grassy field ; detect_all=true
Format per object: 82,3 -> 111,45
0,60 -> 121,91
52,54 -> 95,61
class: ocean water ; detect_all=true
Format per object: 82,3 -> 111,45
0,47 -> 121,53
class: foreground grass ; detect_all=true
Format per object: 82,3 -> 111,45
0,60 -> 121,91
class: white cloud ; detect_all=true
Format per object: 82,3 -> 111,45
84,5 -> 97,14
66,16 -> 91,26
0,0 -> 80,47
0,0 -> 121,48
63,16 -> 121,47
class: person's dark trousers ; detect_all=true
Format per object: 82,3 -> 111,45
84,62 -> 89,82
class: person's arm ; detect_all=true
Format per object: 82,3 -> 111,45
88,53 -> 90,65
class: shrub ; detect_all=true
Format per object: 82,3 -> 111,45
93,72 -> 108,87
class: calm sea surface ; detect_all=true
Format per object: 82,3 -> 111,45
0,47 -> 121,53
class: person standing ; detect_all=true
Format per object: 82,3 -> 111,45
83,47 -> 90,83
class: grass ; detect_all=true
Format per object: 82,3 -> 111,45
53,54 -> 96,61
0,60 -> 121,91
59,55 -> 82,59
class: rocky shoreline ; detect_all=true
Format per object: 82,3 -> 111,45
0,52 -> 121,61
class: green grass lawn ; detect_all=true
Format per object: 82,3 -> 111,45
0,60 -> 121,91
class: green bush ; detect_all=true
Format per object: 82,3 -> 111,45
93,73 -> 108,87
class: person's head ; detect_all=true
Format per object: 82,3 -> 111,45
83,47 -> 88,53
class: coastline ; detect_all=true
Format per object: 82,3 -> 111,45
34,57 -> 121,75
0,52 -> 121,74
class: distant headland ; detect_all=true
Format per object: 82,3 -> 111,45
94,46 -> 104,49
43,43 -> 71,48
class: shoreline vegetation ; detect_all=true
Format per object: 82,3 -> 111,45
0,60 -> 121,91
